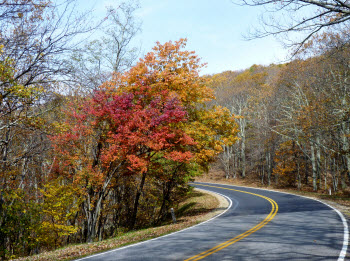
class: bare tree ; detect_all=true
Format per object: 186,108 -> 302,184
67,0 -> 141,92
236,0 -> 350,51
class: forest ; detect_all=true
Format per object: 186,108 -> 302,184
1,0 -> 350,260
210,41 -> 350,192
207,0 -> 350,192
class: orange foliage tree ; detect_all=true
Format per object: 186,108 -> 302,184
51,39 -> 239,242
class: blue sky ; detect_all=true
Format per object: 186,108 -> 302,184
79,0 -> 289,75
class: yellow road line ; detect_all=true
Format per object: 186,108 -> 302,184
184,184 -> 279,261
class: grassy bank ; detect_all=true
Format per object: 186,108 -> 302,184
14,189 -> 221,261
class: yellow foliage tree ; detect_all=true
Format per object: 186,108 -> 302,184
37,178 -> 82,249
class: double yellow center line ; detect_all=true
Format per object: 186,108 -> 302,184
185,184 -> 279,261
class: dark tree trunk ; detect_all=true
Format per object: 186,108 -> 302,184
129,172 -> 147,230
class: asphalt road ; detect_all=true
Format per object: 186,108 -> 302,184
76,182 -> 348,261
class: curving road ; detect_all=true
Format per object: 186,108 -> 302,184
76,182 -> 349,261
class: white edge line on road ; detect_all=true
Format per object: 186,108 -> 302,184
195,181 -> 349,261
75,188 -> 233,261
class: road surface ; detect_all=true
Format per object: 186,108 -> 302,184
76,182 -> 348,260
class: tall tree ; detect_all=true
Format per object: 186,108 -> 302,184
52,39 -> 239,242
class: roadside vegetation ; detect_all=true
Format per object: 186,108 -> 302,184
13,190 -> 221,261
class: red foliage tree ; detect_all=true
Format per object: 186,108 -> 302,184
51,86 -> 195,240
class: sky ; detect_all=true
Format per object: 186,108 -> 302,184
78,0 -> 290,75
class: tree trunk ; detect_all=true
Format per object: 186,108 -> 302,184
233,153 -> 237,179
129,171 -> 147,230
310,142 -> 318,191
85,173 -> 113,242
297,161 -> 301,190
266,151 -> 272,186
341,120 -> 350,185
157,181 -> 172,223
304,156 -> 309,185
86,191 -> 101,242
333,158 -> 339,192
241,131 -> 246,178
315,134 -> 321,186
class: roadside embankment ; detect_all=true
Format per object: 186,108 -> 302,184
13,188 -> 228,261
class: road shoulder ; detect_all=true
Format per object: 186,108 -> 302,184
193,188 -> 229,222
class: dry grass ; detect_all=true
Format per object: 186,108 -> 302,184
13,190 -> 222,261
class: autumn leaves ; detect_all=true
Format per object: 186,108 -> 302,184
48,39 -> 238,245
